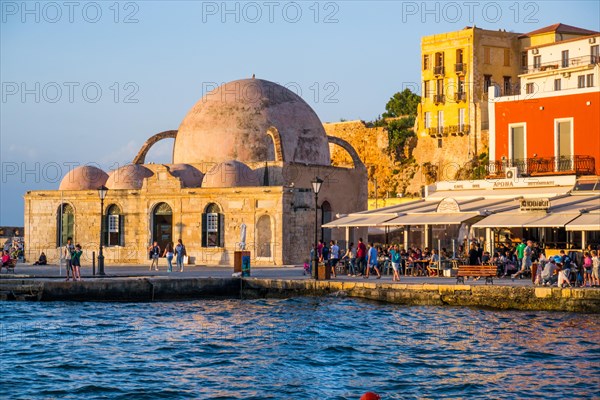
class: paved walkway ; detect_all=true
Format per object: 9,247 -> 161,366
2,263 -> 539,287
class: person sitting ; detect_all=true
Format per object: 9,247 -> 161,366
1,250 -> 13,272
541,257 -> 560,286
33,252 -> 47,265
427,249 -> 440,276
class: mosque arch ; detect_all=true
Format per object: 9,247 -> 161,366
56,203 -> 75,247
151,202 -> 173,251
132,130 -> 178,164
327,136 -> 366,169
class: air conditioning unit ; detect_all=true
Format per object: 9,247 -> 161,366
590,37 -> 597,44
505,167 -> 518,181
532,48 -> 539,55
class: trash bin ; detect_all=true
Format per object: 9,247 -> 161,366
242,255 -> 251,277
317,262 -> 331,280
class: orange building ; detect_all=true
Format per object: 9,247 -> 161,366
488,32 -> 600,177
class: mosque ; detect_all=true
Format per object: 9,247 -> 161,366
24,78 -> 367,266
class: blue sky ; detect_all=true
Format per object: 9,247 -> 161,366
1,0 -> 599,225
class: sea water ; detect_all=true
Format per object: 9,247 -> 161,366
1,298 -> 599,399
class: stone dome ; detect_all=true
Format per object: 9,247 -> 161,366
172,78 -> 331,166
105,164 -> 154,190
202,160 -> 260,188
166,164 -> 204,188
59,165 -> 109,190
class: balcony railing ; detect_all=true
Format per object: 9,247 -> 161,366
427,125 -> 470,137
455,63 -> 467,74
434,94 -> 445,104
454,92 -> 467,102
522,54 -> 600,74
434,65 -> 445,75
485,155 -> 596,178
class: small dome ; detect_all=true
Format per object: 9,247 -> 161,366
167,164 -> 204,188
202,160 -> 260,188
106,164 -> 154,190
59,165 -> 108,190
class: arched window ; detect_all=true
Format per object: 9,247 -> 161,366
56,203 -> 74,246
105,204 -> 124,246
202,203 -> 223,247
321,201 -> 332,244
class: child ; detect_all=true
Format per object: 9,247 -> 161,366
303,259 -> 310,276
71,244 -> 83,281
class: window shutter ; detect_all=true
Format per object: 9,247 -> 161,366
201,213 -> 207,247
119,215 -> 125,246
218,213 -> 224,248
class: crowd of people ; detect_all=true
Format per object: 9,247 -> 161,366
307,237 -> 600,288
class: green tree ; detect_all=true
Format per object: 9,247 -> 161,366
387,116 -> 416,161
382,89 -> 420,118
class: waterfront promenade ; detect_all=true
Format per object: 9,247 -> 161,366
2,263 -> 599,312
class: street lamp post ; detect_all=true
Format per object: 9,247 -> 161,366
97,185 -> 108,276
311,177 -> 323,280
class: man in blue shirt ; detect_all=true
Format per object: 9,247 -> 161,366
365,242 -> 381,279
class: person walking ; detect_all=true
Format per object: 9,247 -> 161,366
356,238 -> 367,276
175,239 -> 187,272
163,242 -> 174,273
365,242 -> 381,279
390,244 -> 401,282
343,242 -> 357,277
329,240 -> 339,278
148,241 -> 161,271
71,244 -> 83,281
512,240 -> 533,280
63,237 -> 75,281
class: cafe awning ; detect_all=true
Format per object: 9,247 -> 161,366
472,212 -> 579,228
565,213 -> 600,231
322,213 -> 398,228
381,212 -> 481,226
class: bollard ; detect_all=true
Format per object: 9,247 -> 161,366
92,251 -> 96,276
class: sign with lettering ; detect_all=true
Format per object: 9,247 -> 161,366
520,198 -> 550,212
437,198 -> 461,213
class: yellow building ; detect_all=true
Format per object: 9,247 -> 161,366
415,26 -> 522,170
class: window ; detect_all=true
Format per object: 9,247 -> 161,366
503,76 -> 512,95
105,205 -> 123,246
483,75 -> 492,93
57,203 -> 74,246
578,75 -> 586,88
592,45 -> 599,63
484,47 -> 491,64
533,55 -> 541,69
561,50 -> 569,68
456,49 -> 464,64
423,54 -> 430,70
503,48 -> 510,66
526,82 -> 534,94
437,110 -> 444,131
424,112 -> 431,129
423,80 -> 430,99
587,74 -> 594,87
555,118 -> 573,171
437,138 -> 443,148
434,52 -> 444,74
458,108 -> 465,131
521,51 -> 528,68
458,76 -> 465,93
554,79 -> 561,91
202,203 -> 223,247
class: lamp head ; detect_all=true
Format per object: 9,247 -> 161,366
98,185 -> 109,200
311,177 -> 324,195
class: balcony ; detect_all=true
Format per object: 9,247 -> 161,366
485,155 -> 596,178
447,124 -> 470,136
434,94 -> 445,104
522,55 -> 600,74
434,65 -> 445,76
455,63 -> 466,74
454,92 -> 467,102
427,127 -> 443,137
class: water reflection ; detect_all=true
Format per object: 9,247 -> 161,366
1,298 -> 599,399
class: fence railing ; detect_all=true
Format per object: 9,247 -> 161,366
485,155 -> 596,177
522,54 -> 600,74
